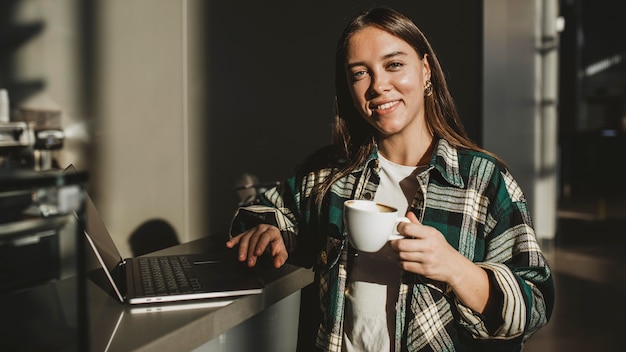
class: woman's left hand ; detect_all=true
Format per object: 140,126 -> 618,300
390,212 -> 467,286
390,211 -> 492,314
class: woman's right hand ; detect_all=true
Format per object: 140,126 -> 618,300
226,224 -> 288,268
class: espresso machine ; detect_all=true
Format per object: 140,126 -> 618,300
0,112 -> 65,171
0,120 -> 32,168
18,106 -> 65,170
0,89 -> 80,294
0,89 -> 65,171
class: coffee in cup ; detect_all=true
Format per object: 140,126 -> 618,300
343,199 -> 410,252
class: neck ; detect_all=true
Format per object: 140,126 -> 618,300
378,133 -> 435,166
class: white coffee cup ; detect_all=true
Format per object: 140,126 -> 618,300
343,199 -> 411,252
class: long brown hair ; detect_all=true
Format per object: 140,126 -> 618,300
314,7 -> 489,205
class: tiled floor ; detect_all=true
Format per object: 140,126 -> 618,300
522,199 -> 626,351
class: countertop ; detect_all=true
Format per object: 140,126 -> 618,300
1,235 -> 314,351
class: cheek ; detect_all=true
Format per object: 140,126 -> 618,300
396,75 -> 419,92
349,85 -> 370,112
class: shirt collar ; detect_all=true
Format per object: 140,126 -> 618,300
429,138 -> 465,188
361,139 -> 465,188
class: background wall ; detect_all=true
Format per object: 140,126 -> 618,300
483,0 -> 559,240
7,0 -> 207,258
94,0 -> 208,257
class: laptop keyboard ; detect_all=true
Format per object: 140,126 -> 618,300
138,256 -> 202,296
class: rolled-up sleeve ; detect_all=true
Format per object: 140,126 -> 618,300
452,169 -> 555,341
453,261 -> 552,340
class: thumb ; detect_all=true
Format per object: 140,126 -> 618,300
405,211 -> 420,223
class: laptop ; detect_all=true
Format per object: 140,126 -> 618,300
77,177 -> 263,305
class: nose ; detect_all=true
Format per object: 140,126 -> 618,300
366,72 -> 391,98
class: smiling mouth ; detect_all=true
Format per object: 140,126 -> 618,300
372,101 -> 399,110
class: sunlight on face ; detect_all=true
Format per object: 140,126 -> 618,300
345,26 -> 431,138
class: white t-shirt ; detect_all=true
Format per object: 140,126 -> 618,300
343,154 -> 423,351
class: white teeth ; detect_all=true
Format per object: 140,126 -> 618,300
376,101 -> 397,110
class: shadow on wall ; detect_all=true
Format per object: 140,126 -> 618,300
128,219 -> 180,257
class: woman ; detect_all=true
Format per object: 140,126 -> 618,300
227,7 -> 554,352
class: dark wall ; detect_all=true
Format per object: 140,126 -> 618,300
0,1 -> 45,108
205,1 -> 483,234
558,0 -> 626,199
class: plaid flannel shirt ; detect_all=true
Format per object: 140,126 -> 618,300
230,138 -> 554,352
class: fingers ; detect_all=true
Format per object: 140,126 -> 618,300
397,211 -> 420,236
397,258 -> 424,273
225,235 -> 240,248
271,241 -> 289,268
239,227 -> 265,266
390,223 -> 462,284
226,225 -> 288,268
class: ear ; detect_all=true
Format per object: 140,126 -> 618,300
422,54 -> 431,81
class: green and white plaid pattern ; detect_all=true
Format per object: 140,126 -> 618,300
231,139 -> 554,352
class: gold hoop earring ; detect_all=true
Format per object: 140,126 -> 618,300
424,80 -> 433,97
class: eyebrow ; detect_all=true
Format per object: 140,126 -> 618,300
346,51 -> 409,69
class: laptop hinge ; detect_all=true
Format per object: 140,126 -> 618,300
114,260 -> 129,300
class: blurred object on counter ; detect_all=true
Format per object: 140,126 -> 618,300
0,89 -> 9,123
17,107 -> 64,170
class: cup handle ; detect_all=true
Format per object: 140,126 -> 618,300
389,217 -> 411,240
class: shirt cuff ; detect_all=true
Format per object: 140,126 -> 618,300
453,263 -> 526,339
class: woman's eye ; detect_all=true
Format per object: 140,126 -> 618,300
388,62 -> 403,70
352,70 -> 368,80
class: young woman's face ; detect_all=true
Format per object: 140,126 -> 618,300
345,26 -> 431,138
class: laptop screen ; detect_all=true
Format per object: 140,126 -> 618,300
65,165 -> 124,286
83,193 -> 125,275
